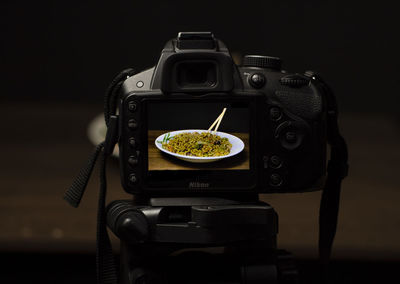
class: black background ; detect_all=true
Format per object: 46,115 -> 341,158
148,102 -> 249,132
1,1 -> 400,283
2,0 -> 399,113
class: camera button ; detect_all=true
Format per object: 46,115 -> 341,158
128,174 -> 138,184
270,173 -> 283,187
128,119 -> 138,130
269,155 -> 282,169
128,101 -> 137,112
129,137 -> 137,148
285,131 -> 297,143
249,73 -> 266,88
269,107 -> 282,121
128,156 -> 139,166
275,121 -> 307,151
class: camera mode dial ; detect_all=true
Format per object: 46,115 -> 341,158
243,55 -> 282,70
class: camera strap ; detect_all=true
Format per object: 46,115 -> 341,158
64,141 -> 118,284
306,71 -> 349,281
64,69 -> 136,284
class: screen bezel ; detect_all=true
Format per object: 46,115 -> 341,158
142,94 -> 259,192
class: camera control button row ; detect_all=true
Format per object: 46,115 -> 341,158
249,73 -> 266,89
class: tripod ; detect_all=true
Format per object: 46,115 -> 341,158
106,196 -> 298,284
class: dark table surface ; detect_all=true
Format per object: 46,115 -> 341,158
1,102 -> 399,261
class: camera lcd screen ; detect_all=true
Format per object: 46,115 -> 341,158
147,101 -> 250,171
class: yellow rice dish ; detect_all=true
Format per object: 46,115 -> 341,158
161,132 -> 232,157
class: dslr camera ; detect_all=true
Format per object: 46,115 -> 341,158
66,32 -> 347,284
119,31 -> 326,195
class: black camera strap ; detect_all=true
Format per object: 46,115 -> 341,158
306,71 -> 349,281
64,69 -> 136,284
65,142 -> 119,284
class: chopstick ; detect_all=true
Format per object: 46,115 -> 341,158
208,108 -> 227,134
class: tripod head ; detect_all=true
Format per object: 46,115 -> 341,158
107,197 -> 277,245
106,197 -> 290,284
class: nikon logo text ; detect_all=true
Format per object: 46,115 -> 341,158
188,182 -> 210,189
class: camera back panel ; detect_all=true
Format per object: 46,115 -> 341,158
118,32 -> 327,195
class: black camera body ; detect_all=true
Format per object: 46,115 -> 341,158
118,32 -> 327,196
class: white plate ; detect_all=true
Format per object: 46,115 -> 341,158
155,129 -> 244,163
